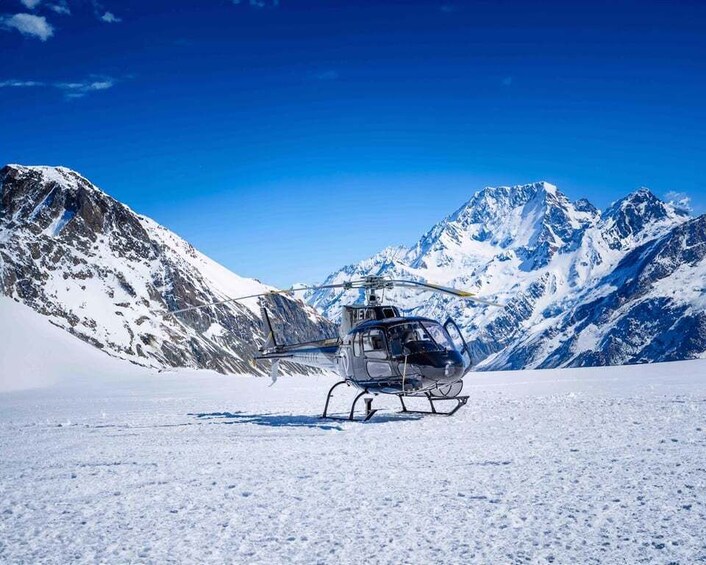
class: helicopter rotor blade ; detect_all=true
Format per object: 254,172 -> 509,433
388,279 -> 503,307
161,276 -> 500,316
162,282 -> 350,317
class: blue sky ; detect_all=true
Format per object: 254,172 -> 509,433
1,0 -> 705,287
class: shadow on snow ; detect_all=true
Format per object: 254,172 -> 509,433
188,410 -> 422,430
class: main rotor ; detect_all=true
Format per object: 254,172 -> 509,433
162,275 -> 501,317
338,276 -> 393,306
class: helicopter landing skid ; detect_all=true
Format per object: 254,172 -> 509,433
321,380 -> 468,421
398,393 -> 469,416
321,380 -> 378,422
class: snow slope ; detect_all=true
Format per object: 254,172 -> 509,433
0,296 -> 153,393
1,354 -> 704,563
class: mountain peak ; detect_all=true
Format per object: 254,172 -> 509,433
617,186 -> 658,204
606,186 -> 687,218
534,180 -> 557,192
472,181 -> 556,204
3,164 -> 102,195
602,187 -> 689,249
1,163 -> 126,240
1,164 -> 334,374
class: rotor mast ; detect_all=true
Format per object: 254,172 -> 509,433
362,276 -> 392,306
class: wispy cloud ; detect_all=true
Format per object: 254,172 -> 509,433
49,2 -> 70,15
0,76 -> 116,99
232,0 -> 280,8
0,80 -> 44,87
57,79 -> 115,98
0,13 -> 54,41
665,191 -> 693,213
88,1 -> 121,23
100,11 -> 121,23
20,0 -> 42,10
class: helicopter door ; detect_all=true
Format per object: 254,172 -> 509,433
444,318 -> 472,368
361,329 -> 393,379
362,329 -> 387,359
350,333 -> 365,378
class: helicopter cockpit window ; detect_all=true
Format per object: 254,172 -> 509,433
362,329 -> 387,359
387,321 -> 456,355
420,321 -> 456,352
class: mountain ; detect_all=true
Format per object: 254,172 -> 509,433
489,213 -> 706,369
0,164 -> 335,374
307,181 -> 704,369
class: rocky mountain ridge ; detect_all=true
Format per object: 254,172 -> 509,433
0,164 -> 335,374
307,181 -> 704,369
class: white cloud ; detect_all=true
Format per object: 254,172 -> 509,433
0,77 -> 116,99
20,0 -> 42,10
57,79 -> 115,98
0,80 -> 44,87
665,191 -> 693,213
49,2 -> 70,15
100,11 -> 121,23
0,13 -> 54,41
232,0 -> 280,8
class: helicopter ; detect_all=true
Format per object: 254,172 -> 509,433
168,276 -> 501,421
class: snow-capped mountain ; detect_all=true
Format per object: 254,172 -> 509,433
0,164 -> 335,374
307,181 -> 704,369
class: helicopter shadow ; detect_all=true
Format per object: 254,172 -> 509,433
189,411 -> 344,431
188,410 -> 422,430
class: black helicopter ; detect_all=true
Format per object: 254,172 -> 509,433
169,276 -> 501,421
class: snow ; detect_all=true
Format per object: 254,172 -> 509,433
137,215 -> 276,316
46,208 -> 76,236
0,297 -> 152,393
6,164 -> 95,195
647,254 -> 706,312
1,309 -> 705,563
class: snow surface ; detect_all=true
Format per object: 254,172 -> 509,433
1,301 -> 705,563
0,297 -> 151,393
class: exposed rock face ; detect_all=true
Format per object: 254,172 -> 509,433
0,165 -> 336,374
308,181 -> 704,369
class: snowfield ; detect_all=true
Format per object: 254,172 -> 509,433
1,301 -> 705,563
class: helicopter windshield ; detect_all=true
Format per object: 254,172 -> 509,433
387,321 -> 456,355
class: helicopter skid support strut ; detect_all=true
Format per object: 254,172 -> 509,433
321,380 -> 378,422
398,393 -> 469,416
